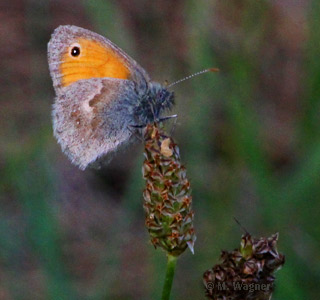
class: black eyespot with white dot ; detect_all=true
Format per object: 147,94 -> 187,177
71,46 -> 80,57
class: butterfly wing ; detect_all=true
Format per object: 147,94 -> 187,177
48,25 -> 149,94
48,25 -> 150,169
52,77 -> 139,170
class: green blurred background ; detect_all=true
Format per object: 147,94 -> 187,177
1,0 -> 319,299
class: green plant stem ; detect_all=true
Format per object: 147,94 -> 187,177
161,254 -> 178,300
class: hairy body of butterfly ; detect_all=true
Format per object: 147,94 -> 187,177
48,25 -> 174,170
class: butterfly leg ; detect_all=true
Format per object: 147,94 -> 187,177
158,114 -> 178,123
158,114 -> 179,135
129,123 -> 146,129
127,125 -> 144,141
169,114 -> 178,136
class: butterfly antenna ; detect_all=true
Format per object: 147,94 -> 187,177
167,67 -> 219,88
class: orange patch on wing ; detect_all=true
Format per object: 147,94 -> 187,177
60,38 -> 130,87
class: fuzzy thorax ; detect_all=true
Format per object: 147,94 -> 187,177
133,82 -> 174,126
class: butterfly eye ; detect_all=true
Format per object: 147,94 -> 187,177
71,46 -> 80,57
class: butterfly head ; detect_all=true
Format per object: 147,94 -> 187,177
133,82 -> 174,126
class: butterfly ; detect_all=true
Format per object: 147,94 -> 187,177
48,25 -> 174,170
